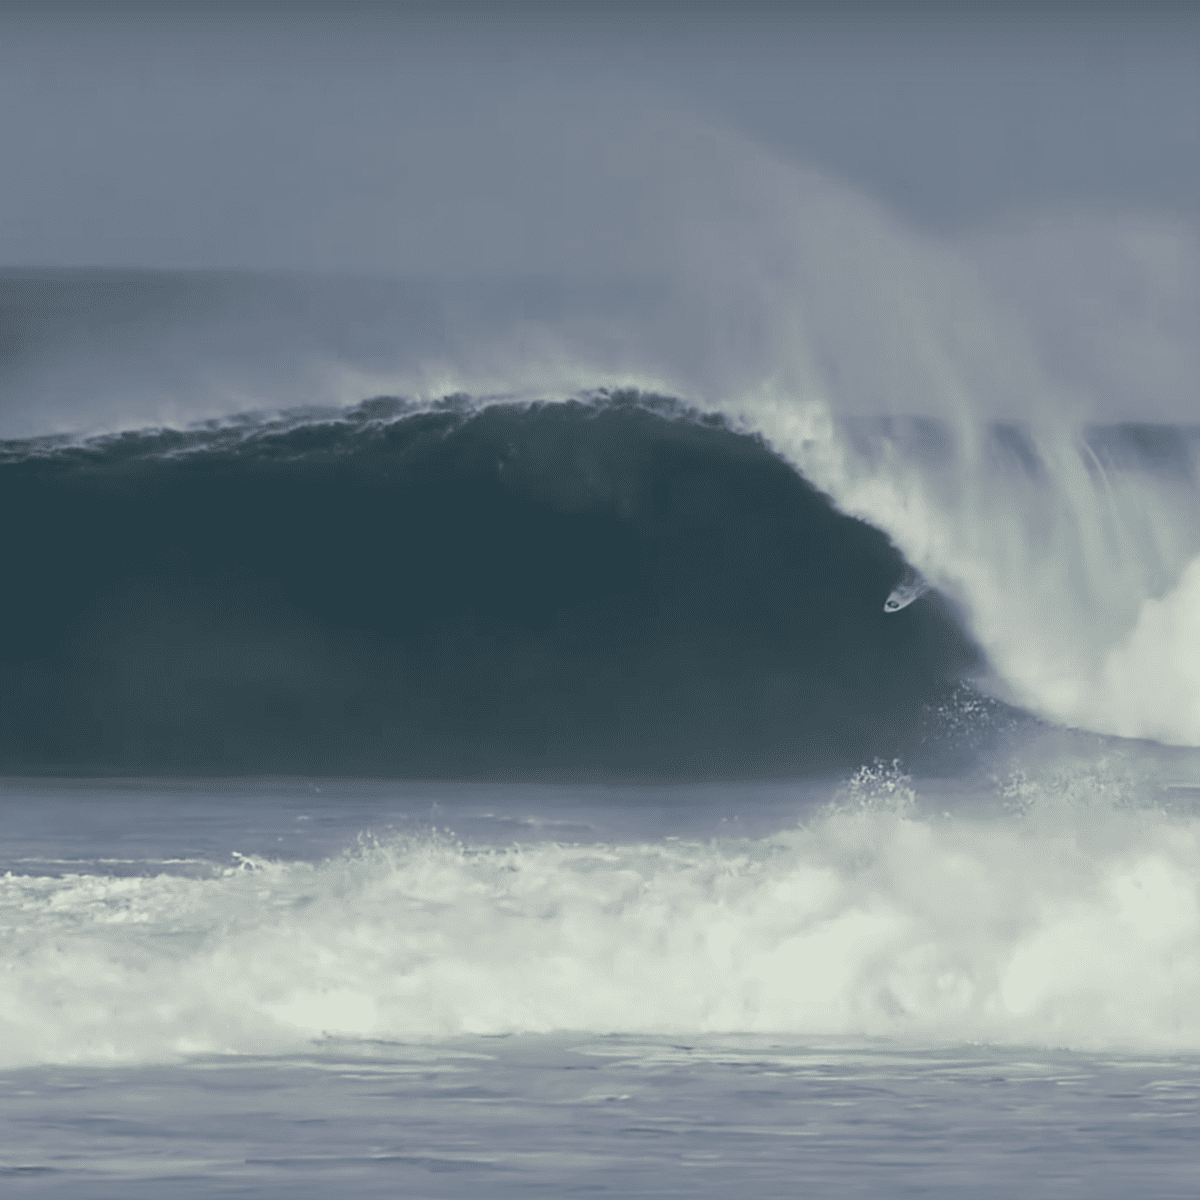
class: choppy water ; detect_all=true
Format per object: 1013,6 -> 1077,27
6,1036 -> 1200,1198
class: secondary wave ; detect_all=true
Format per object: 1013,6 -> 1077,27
3,765 -> 1198,1067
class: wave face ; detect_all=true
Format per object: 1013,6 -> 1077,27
3,184 -> 1199,759
0,396 -> 987,778
4,768 -> 1200,1067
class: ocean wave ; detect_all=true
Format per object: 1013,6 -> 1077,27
2,170 -> 1197,757
0,394 -> 986,777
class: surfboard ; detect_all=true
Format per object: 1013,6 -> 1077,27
884,566 -> 931,613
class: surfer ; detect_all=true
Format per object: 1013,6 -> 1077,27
883,565 -> 931,613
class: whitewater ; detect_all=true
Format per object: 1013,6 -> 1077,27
8,763 -> 1200,1065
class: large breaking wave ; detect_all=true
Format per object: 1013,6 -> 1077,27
3,148 -> 1198,763
4,384 -> 1200,775
0,395 -> 988,777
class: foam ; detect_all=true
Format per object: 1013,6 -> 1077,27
753,405 -> 1200,746
3,770 -> 1199,1067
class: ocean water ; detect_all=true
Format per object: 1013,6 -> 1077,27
2,260 -> 1200,1195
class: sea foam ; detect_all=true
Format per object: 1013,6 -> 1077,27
3,768 -> 1198,1068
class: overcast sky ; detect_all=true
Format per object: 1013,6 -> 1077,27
1,1 -> 1197,273
0,1 -> 1197,437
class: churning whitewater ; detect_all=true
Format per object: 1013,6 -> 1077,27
4,763 -> 1200,1068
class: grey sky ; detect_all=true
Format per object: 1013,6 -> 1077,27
0,2 -> 1197,437
1,2 -> 1197,272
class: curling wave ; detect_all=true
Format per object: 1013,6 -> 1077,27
0,394 -> 987,777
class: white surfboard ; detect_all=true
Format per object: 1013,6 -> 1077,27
884,566 -> 931,613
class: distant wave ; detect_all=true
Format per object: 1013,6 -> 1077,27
0,393 -> 990,778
